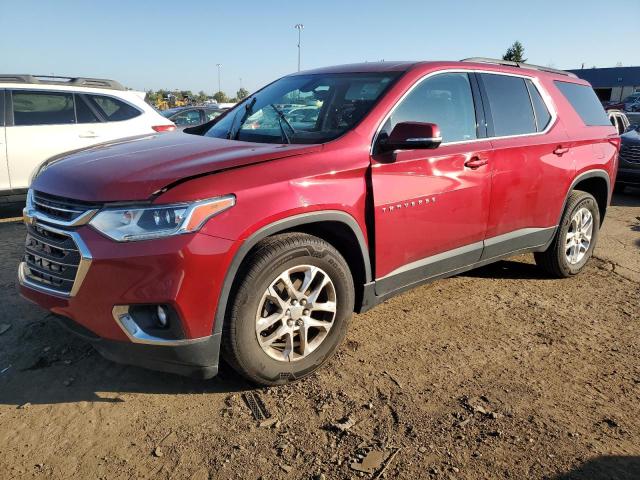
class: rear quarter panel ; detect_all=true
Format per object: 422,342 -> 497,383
546,78 -> 619,191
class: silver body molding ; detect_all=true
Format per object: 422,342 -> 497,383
112,306 -> 212,346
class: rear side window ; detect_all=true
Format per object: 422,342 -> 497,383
86,95 -> 141,121
480,74 -> 536,136
74,95 -> 100,123
525,79 -> 552,131
554,81 -> 610,126
12,91 -> 75,126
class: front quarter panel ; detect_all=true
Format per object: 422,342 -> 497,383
156,143 -> 371,245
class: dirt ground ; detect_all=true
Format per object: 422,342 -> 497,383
0,192 -> 638,480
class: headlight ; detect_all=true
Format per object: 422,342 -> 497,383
89,195 -> 235,241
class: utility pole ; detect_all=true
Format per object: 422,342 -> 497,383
294,24 -> 304,72
216,64 -> 222,93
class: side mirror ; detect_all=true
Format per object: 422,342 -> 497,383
379,122 -> 442,152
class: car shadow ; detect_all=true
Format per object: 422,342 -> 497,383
552,455 -> 640,480
460,258 -> 550,280
0,319 -> 254,406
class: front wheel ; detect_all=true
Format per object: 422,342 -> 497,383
534,190 -> 600,278
222,233 -> 355,385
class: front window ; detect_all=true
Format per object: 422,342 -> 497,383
378,72 -> 478,143
205,72 -> 399,144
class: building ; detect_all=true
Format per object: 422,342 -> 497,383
567,66 -> 640,103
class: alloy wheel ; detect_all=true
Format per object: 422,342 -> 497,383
565,207 -> 593,265
255,265 -> 337,362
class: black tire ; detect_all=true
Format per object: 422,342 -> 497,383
534,190 -> 600,278
221,233 -> 355,386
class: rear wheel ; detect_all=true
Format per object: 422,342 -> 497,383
534,190 -> 600,278
222,233 -> 354,385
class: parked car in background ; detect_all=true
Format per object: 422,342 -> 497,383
606,92 -> 640,112
20,58 -> 618,385
287,106 -> 320,130
0,75 -> 175,201
161,106 -> 226,129
607,109 -> 630,135
616,123 -> 640,191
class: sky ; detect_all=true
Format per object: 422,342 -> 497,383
1,0 -> 637,96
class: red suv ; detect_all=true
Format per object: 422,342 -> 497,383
19,58 -> 619,385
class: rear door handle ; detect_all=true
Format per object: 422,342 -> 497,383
464,156 -> 488,169
79,131 -> 99,138
553,146 -> 570,156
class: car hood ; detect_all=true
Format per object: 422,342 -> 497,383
32,133 -> 321,202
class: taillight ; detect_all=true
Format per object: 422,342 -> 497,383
152,125 -> 176,132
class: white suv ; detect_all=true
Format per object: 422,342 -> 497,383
0,75 -> 176,200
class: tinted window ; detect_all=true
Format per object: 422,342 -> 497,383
481,74 -> 536,136
86,95 -> 141,121
525,79 -> 552,131
0,90 -> 4,127
554,81 -> 610,126
172,109 -> 202,126
13,91 -> 75,126
381,72 -> 477,143
204,109 -> 223,121
74,95 -> 100,123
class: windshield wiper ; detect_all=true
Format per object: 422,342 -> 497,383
227,97 -> 257,140
269,104 -> 297,144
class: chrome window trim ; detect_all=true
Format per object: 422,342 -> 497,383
18,221 -> 92,298
112,305 -> 212,346
24,190 -> 98,227
370,68 -> 559,154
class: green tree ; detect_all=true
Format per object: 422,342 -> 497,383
196,90 -> 208,103
145,90 -> 159,106
213,91 -> 229,103
502,41 -> 527,63
236,87 -> 250,100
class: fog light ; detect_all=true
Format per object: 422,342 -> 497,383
156,305 -> 168,328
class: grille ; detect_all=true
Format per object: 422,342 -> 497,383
23,223 -> 82,295
32,191 -> 100,223
619,143 -> 640,164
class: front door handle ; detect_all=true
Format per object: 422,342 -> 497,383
464,156 -> 488,169
553,146 -> 570,156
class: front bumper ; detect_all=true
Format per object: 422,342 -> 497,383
53,314 -> 220,378
19,223 -> 236,378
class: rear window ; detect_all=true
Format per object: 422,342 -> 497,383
12,91 -> 75,126
554,81 -> 610,126
480,74 -> 536,137
86,95 -> 141,121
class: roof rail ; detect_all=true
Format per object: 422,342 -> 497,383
0,74 -> 125,90
461,57 -> 577,78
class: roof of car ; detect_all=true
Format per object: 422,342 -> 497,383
293,59 -> 577,79
0,74 -> 125,90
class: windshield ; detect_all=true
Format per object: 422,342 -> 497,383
205,72 -> 399,144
